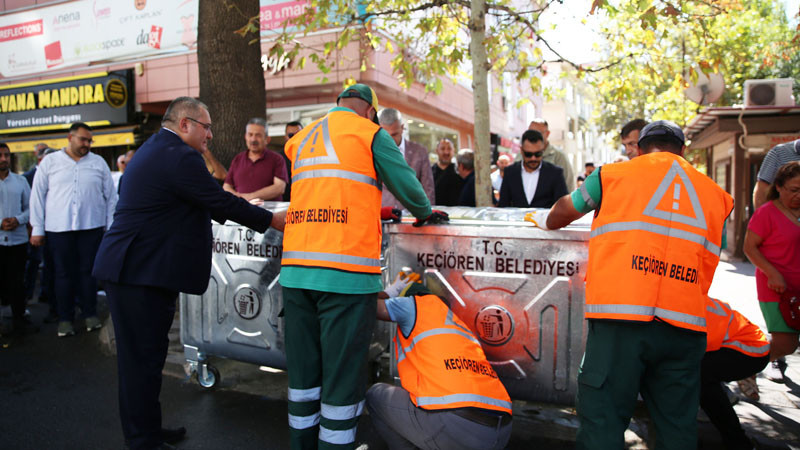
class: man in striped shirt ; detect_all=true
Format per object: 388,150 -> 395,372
753,139 -> 800,209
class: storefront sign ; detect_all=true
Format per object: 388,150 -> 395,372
0,0 -> 197,77
261,54 -> 291,75
260,0 -> 310,31
0,70 -> 133,134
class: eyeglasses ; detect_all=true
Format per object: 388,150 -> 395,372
186,117 -> 212,133
76,136 -> 94,145
522,150 -> 544,158
287,132 -> 296,139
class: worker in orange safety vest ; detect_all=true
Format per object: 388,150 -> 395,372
702,297 -> 770,450
365,275 -> 512,450
544,120 -> 734,450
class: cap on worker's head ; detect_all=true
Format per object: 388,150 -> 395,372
638,120 -> 685,148
400,281 -> 431,298
337,83 -> 380,124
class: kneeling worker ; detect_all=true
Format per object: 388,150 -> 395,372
702,297 -> 770,450
366,274 -> 512,450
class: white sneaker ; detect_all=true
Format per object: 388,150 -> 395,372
764,360 -> 785,383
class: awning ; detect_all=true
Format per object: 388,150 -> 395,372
3,126 -> 137,153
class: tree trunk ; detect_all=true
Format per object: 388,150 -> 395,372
470,0 -> 492,207
198,0 -> 266,168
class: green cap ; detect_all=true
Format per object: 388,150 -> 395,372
337,83 -> 380,124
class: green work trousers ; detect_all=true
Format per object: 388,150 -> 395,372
283,287 -> 377,450
575,319 -> 706,450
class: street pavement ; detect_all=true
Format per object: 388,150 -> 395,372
1,257 -> 798,449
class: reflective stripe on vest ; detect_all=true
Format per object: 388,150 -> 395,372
591,221 -> 721,256
321,401 -> 364,421
585,303 -> 706,328
288,386 -> 321,402
723,340 -> 771,355
288,412 -> 320,430
397,326 -> 481,363
282,251 -> 381,268
416,393 -> 513,410
292,168 -> 381,189
319,425 -> 356,445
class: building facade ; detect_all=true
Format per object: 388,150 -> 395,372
0,0 -> 527,177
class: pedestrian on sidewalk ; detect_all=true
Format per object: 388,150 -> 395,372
93,97 -> 284,450
29,122 -> 117,338
744,161 -> 800,383
544,120 -> 733,450
702,297 -> 770,450
0,143 -> 33,339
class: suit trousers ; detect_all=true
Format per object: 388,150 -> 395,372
23,243 -> 41,299
283,287 -> 376,450
46,228 -> 104,322
701,349 -> 768,450
106,281 -> 178,450
365,382 -> 512,450
0,244 -> 28,325
575,319 -> 706,450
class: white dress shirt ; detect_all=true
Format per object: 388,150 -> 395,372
521,165 -> 541,204
29,149 -> 117,236
491,170 -> 503,191
0,172 -> 30,246
397,137 -> 406,158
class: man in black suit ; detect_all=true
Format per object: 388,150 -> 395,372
498,130 -> 568,208
93,97 -> 284,450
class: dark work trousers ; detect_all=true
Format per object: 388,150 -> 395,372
106,281 -> 178,450
701,349 -> 769,450
41,241 -> 55,311
46,228 -> 104,322
0,244 -> 28,327
23,243 -> 41,299
575,319 -> 706,450
284,287 -> 377,450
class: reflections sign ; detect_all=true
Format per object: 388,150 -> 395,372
0,0 -> 197,78
0,70 -> 133,134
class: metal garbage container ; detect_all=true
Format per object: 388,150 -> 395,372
180,202 -> 391,388
383,207 -> 591,405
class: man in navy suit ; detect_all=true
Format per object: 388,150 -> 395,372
93,97 -> 284,450
498,130 -> 568,208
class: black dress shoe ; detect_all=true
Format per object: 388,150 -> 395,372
160,427 -> 186,444
156,443 -> 176,450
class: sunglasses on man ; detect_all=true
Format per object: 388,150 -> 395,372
522,150 -> 544,158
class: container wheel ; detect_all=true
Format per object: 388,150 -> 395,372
198,365 -> 220,389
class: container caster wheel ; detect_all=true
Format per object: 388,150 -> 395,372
197,364 -> 220,389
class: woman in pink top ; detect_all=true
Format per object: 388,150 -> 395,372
744,161 -> 800,382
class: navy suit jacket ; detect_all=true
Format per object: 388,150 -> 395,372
93,129 -> 272,295
498,161 -> 568,208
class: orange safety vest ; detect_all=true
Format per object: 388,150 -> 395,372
705,297 -> 770,357
395,294 -> 512,414
281,110 -> 383,274
584,152 -> 734,332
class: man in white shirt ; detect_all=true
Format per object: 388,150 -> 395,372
498,130 -> 567,208
29,122 -> 117,338
112,154 -> 126,192
0,143 -> 33,340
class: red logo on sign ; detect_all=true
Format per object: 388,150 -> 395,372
148,25 -> 163,49
0,19 -> 43,42
44,41 -> 64,68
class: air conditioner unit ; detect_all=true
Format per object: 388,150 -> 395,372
743,78 -> 795,107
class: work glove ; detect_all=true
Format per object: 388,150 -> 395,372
383,271 -> 422,298
381,206 -> 402,223
413,210 -> 449,227
524,210 -> 550,230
